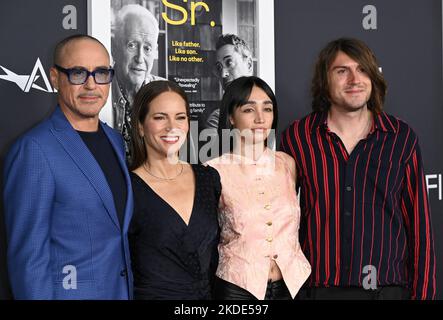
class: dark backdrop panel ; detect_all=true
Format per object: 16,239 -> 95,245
0,0 -> 87,299
275,0 -> 443,299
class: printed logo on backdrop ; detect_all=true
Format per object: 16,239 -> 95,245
426,173 -> 442,201
0,58 -> 55,93
62,265 -> 77,290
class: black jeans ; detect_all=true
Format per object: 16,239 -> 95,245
214,276 -> 292,300
296,286 -> 410,300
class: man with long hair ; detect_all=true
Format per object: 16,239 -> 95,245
281,38 -> 435,300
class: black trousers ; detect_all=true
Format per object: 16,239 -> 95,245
214,276 -> 292,300
296,286 -> 410,300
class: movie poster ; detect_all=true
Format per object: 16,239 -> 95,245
90,0 -> 274,159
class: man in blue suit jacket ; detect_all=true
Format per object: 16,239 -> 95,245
3,35 -> 133,299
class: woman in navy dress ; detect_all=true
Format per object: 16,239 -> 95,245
128,80 -> 220,300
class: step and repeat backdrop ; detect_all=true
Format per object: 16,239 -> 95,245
0,0 -> 441,299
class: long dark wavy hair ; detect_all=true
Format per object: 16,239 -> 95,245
129,80 -> 190,170
217,76 -> 278,154
311,37 -> 387,113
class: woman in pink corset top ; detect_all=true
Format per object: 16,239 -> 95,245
206,76 -> 311,300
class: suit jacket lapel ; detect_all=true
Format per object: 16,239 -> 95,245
50,107 -> 121,230
101,123 -> 134,233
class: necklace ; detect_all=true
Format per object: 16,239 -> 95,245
143,162 -> 184,181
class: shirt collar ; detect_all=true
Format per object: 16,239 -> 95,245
311,110 -> 396,134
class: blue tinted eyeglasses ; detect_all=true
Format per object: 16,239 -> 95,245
54,64 -> 114,85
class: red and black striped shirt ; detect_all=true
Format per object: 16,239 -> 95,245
280,111 -> 436,299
